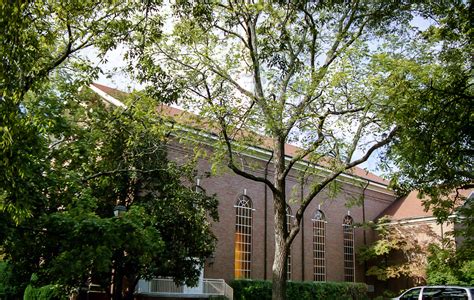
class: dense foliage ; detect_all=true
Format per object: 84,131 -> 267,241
379,2 -> 473,287
0,0 -> 153,220
359,218 -> 440,284
0,84 -> 218,299
1,1 -> 219,299
230,280 -> 368,300
383,1 -> 473,217
426,243 -> 474,286
426,201 -> 474,287
0,261 -> 15,299
23,283 -> 66,300
0,1 -> 218,298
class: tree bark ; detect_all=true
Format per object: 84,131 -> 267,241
272,138 -> 288,300
272,223 -> 288,300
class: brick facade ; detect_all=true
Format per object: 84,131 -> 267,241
92,83 -> 403,287
166,140 -> 397,284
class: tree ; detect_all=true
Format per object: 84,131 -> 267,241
1,1 -> 218,298
377,2 -> 473,285
359,218 -> 440,286
126,1 -> 433,299
426,242 -> 474,286
382,1 -> 473,219
1,84 -> 218,299
0,0 -> 159,219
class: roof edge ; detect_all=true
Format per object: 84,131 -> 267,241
89,82 -> 392,189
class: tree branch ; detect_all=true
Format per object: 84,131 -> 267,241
221,116 -> 278,194
214,23 -> 249,48
292,126 -> 399,230
283,113 -> 328,178
199,75 -> 278,194
346,126 -> 398,168
345,110 -> 370,164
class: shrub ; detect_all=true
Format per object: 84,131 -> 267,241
23,284 -> 66,300
0,261 -> 21,299
230,279 -> 369,300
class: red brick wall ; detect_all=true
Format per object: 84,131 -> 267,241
166,141 -> 397,284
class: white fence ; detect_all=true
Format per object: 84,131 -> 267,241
137,278 -> 233,300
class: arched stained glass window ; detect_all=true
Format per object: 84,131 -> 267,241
312,210 -> 326,281
234,195 -> 252,279
343,215 -> 355,282
286,205 -> 292,280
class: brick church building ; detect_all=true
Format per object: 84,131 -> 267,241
89,83 -> 461,298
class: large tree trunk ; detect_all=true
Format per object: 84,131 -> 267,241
272,224 -> 288,300
272,138 -> 288,300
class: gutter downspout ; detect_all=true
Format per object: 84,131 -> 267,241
362,180 -> 369,284
263,151 -> 274,280
362,181 -> 369,245
300,180 -> 305,281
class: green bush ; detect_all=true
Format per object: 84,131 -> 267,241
0,262 -> 7,298
230,279 -> 369,300
427,244 -> 474,286
23,284 -> 66,300
0,261 -> 20,299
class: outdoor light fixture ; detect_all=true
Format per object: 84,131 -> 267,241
113,205 -> 127,217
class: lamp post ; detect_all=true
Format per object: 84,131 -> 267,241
113,205 -> 127,217
112,205 -> 126,300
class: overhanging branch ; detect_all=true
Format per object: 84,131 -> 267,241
292,126 -> 399,233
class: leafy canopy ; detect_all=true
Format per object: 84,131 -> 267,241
1,0 -> 218,297
381,1 -> 473,218
0,0 -> 161,219
1,81 -> 218,297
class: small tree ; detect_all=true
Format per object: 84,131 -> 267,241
359,218 -> 441,285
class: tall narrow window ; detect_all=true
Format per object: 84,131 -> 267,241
343,215 -> 355,282
286,206 -> 292,280
235,195 -> 252,279
312,210 -> 326,281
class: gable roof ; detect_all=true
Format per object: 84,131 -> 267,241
90,82 -> 390,187
379,191 -> 433,220
379,188 -> 473,221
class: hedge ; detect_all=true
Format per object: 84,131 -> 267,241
23,285 -> 66,300
230,279 -> 369,300
0,261 -> 19,299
